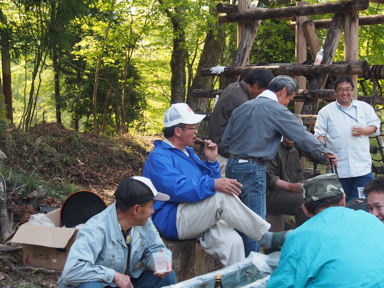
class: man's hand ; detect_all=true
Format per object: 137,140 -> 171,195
324,153 -> 338,169
154,260 -> 172,279
215,178 -> 243,196
274,179 -> 301,193
203,140 -> 218,162
288,183 -> 301,194
351,125 -> 376,137
114,272 -> 133,288
153,249 -> 173,279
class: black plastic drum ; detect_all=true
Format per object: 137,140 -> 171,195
60,190 -> 107,227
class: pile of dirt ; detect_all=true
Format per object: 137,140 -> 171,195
0,123 -> 163,287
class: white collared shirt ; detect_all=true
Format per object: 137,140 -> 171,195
258,89 -> 278,102
314,99 -> 380,178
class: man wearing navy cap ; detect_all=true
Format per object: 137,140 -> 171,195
59,176 -> 176,288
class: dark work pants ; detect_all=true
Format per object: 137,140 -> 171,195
266,188 -> 309,227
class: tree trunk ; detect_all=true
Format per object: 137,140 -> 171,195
158,0 -> 187,104
186,7 -> 225,137
52,51 -> 61,124
0,173 -> 11,243
170,19 -> 187,104
1,10 -> 12,123
92,0 -> 115,134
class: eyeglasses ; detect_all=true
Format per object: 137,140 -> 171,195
336,88 -> 353,93
183,127 -> 198,131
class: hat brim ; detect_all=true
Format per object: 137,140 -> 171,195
182,114 -> 206,125
153,191 -> 170,202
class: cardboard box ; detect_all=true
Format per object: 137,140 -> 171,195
11,209 -> 78,270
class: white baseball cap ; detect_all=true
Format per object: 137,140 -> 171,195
163,103 -> 206,128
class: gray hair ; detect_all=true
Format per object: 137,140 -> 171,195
268,75 -> 298,96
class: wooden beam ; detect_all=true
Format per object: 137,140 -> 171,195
303,20 -> 321,60
295,2 -> 308,114
216,3 -> 238,13
344,11 -> 359,99
217,4 -> 295,20
223,20 -> 261,87
218,0 -> 369,23
192,88 -> 335,99
301,13 -> 344,115
290,14 -> 384,30
202,64 -> 353,77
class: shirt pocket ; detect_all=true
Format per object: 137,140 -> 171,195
99,248 -> 126,271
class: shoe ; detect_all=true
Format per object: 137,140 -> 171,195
264,230 -> 291,254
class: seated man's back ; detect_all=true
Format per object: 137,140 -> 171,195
267,174 -> 384,288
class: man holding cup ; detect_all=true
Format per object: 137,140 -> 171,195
315,75 -> 380,201
59,176 -> 176,288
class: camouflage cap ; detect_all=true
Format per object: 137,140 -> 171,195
301,173 -> 344,203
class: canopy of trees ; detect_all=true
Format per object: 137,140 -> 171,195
0,0 -> 384,135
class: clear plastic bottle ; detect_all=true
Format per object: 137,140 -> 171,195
213,95 -> 219,111
314,48 -> 324,65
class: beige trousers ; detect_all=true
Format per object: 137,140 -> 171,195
176,192 -> 271,266
216,154 -> 228,178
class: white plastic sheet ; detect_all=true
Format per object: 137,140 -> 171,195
164,251 -> 280,288
28,213 -> 55,227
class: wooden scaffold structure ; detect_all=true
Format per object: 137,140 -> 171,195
193,0 -> 384,174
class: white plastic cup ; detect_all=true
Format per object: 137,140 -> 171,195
357,187 -> 365,199
153,251 -> 167,273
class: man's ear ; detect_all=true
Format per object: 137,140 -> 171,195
340,193 -> 346,207
132,204 -> 140,216
302,203 -> 312,218
174,127 -> 182,137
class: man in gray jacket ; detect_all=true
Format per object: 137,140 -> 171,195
223,75 -> 338,257
59,176 -> 176,288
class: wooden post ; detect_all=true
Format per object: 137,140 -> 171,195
301,13 -> 344,115
223,20 -> 261,87
295,2 -> 308,115
344,11 -> 359,99
303,20 -> 321,60
237,0 -> 250,56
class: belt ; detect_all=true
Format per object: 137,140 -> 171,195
229,154 -> 265,164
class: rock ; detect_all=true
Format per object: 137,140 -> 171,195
0,149 -> 7,161
29,185 -> 48,198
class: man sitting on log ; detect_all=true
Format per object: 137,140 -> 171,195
223,75 -> 338,257
267,173 -> 384,287
315,75 -> 380,201
207,68 -> 274,177
364,178 -> 384,224
59,176 -> 176,288
143,103 -> 289,266
265,115 -> 308,227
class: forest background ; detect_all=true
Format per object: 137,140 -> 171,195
0,1 -> 384,284
1,0 -> 383,137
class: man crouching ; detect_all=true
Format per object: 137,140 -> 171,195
59,176 -> 176,288
267,173 -> 384,288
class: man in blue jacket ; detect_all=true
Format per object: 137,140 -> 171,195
143,103 -> 289,266
59,176 -> 176,288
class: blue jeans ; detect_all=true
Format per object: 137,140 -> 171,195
339,172 -> 375,201
226,157 -> 266,257
76,270 -> 176,288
